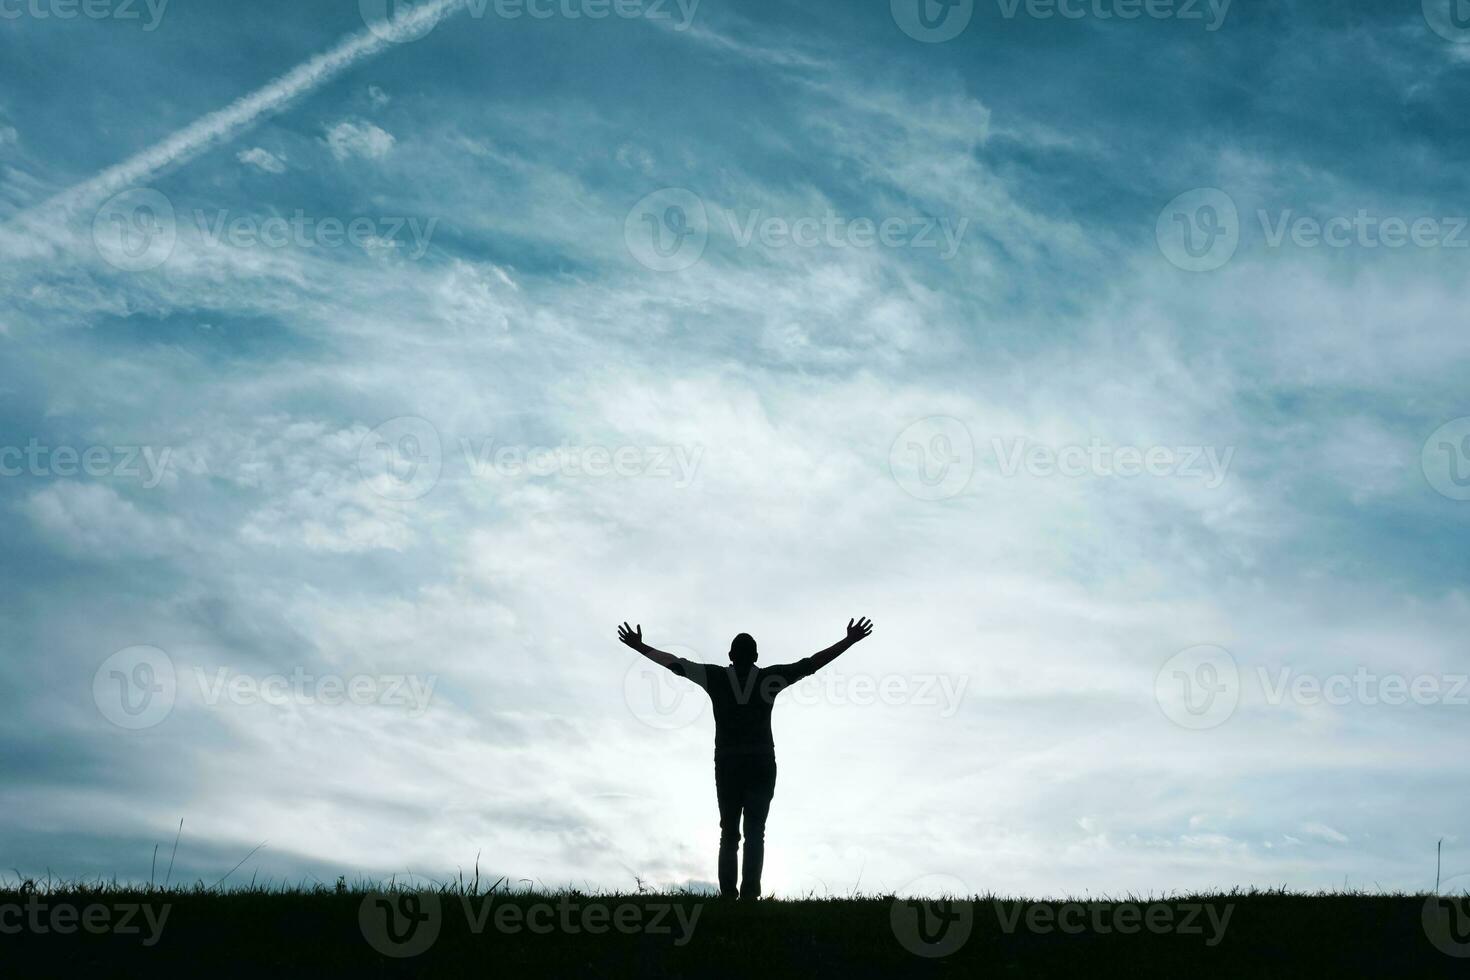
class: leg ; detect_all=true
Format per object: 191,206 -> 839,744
738,758 -> 777,900
714,760 -> 742,899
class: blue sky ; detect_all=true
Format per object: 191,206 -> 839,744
2,0 -> 1470,897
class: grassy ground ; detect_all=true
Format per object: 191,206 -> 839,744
1,879 -> 1464,978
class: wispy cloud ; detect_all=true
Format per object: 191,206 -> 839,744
237,146 -> 287,174
7,0 -> 464,232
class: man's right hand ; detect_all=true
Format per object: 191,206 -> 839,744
620,622 -> 681,669
618,622 -> 645,651
845,617 -> 874,643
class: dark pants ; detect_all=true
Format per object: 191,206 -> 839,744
715,755 -> 777,900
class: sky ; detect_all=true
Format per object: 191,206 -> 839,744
2,0 -> 1470,899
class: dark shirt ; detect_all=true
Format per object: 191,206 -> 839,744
667,657 -> 818,759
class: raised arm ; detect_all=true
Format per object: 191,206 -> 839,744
617,622 -> 679,669
807,617 -> 873,673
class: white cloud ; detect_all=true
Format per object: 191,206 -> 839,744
615,143 -> 655,175
20,483 -> 184,560
1302,823 -> 1350,845
237,146 -> 287,174
323,119 -> 396,162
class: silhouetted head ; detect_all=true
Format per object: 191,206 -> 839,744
729,632 -> 758,667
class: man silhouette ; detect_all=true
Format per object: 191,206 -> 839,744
618,617 -> 874,900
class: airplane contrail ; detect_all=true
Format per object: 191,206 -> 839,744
10,0 -> 465,235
